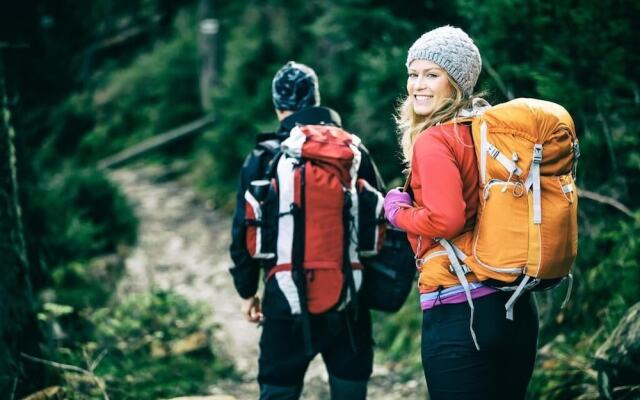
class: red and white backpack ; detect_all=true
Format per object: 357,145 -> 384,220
244,124 -> 386,315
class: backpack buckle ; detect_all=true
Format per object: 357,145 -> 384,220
487,144 -> 500,159
279,203 -> 300,217
449,263 -> 472,275
532,144 -> 543,164
573,141 -> 581,159
415,257 -> 424,271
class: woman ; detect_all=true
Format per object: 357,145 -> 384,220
383,26 -> 539,400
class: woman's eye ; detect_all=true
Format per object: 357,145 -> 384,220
426,73 -> 437,78
408,72 -> 418,78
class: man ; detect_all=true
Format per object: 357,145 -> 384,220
229,61 -> 385,399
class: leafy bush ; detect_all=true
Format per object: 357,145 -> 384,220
528,334 -> 601,400
50,290 -> 234,399
29,167 -> 137,266
92,290 -> 234,398
78,10 -> 201,162
91,290 -> 206,345
51,261 -> 118,314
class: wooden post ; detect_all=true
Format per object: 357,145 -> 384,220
198,0 -> 219,112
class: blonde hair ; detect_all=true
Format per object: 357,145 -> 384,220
396,74 -> 476,165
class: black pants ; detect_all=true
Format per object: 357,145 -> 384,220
421,291 -> 539,400
258,307 -> 374,387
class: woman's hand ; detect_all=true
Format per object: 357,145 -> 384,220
384,188 -> 412,228
243,295 -> 263,323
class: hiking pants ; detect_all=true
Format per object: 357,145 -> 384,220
257,307 -> 373,399
421,291 -> 539,400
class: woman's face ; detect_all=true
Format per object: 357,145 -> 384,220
407,60 -> 454,116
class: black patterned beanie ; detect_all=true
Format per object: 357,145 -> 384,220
272,61 -> 320,111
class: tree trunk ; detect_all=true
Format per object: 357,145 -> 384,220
198,0 -> 218,112
0,58 -> 43,397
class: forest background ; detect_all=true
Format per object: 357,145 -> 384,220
1,0 -> 639,399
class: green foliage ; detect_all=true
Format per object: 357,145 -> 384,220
528,334 -> 601,400
91,290 -> 233,399
91,290 -> 205,344
79,10 -> 201,162
40,93 -> 96,162
351,43 -> 409,183
582,213 -> 640,330
51,262 -> 116,312
52,290 -> 234,399
29,167 -> 137,265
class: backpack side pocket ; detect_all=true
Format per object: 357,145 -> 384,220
361,227 -> 416,312
245,179 -> 278,259
356,179 -> 386,257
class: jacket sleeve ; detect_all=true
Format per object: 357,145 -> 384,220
357,144 -> 386,192
394,130 -> 467,239
229,150 -> 264,299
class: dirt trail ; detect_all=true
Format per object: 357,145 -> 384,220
110,163 -> 427,400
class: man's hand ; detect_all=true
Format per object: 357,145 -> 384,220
244,295 -> 263,323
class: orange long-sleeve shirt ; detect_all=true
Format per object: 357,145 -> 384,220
395,123 -> 479,258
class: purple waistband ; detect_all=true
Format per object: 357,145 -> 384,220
420,285 -> 497,310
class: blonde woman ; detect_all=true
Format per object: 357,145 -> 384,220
383,26 -> 538,399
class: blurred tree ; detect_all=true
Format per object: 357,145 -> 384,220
0,60 -> 44,397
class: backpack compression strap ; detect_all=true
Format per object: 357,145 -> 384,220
340,190 -> 358,353
524,144 -> 543,224
290,162 -> 313,356
439,239 -> 480,351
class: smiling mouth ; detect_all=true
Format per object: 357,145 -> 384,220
414,95 -> 433,102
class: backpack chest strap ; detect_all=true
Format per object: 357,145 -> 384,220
487,143 -> 523,177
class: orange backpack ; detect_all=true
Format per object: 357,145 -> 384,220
418,98 -> 579,327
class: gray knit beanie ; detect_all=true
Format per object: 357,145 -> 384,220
272,61 -> 320,111
406,26 -> 482,96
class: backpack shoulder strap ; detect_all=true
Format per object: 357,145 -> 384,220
402,170 -> 414,200
255,132 -> 281,155
254,136 -> 283,180
403,171 -> 412,192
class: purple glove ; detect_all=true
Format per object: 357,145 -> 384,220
384,188 -> 412,228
